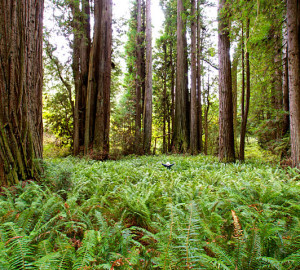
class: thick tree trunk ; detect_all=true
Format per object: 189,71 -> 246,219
93,0 -> 112,159
0,0 -> 44,186
84,0 -> 112,160
78,0 -> 91,152
190,0 -> 198,155
173,0 -> 189,152
135,0 -> 143,154
287,0 -> 300,168
218,0 -> 235,163
143,0 -> 153,154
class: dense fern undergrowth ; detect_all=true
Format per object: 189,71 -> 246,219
0,155 -> 299,269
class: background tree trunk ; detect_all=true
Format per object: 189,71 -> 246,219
163,42 -> 167,154
190,0 -> 198,154
232,50 -> 239,155
197,0 -> 203,153
282,42 -> 289,135
143,0 -> 153,154
218,0 -> 235,163
135,0 -> 143,154
71,1 -> 81,155
0,0 -> 44,186
239,18 -> 250,162
287,0 -> 300,168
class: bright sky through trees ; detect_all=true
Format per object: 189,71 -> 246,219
113,0 -> 164,40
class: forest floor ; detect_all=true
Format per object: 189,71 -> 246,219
0,151 -> 299,269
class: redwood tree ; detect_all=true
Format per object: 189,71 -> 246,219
218,0 -> 235,162
287,0 -> 300,168
84,0 -> 112,159
143,0 -> 153,154
73,0 -> 91,155
0,0 -> 44,186
173,0 -> 189,152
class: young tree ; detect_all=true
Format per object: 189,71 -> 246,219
218,0 -> 235,162
143,0 -> 153,154
173,0 -> 189,152
287,0 -> 300,168
0,0 -> 44,186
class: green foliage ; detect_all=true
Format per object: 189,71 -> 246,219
43,91 -> 74,146
0,155 -> 299,269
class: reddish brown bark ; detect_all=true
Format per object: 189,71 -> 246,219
84,0 -> 112,160
0,0 -> 44,185
143,0 -> 153,154
287,0 -> 300,168
218,0 -> 235,163
173,0 -> 189,152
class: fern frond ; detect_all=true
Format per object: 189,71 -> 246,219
73,230 -> 100,269
259,256 -> 283,270
2,222 -> 35,269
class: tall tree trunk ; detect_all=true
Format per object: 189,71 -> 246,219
170,44 -> 175,152
240,22 -> 245,159
72,1 -> 81,155
218,0 -> 235,163
197,0 -> 203,153
141,1 -> 146,120
93,0 -> 112,159
0,0 -> 44,186
143,0 -> 153,154
173,0 -> 189,152
77,0 -> 91,153
135,0 -> 143,154
287,0 -> 300,168
239,18 -> 250,162
84,0 -> 112,160
232,51 -> 239,155
190,0 -> 198,154
163,42 -> 167,154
